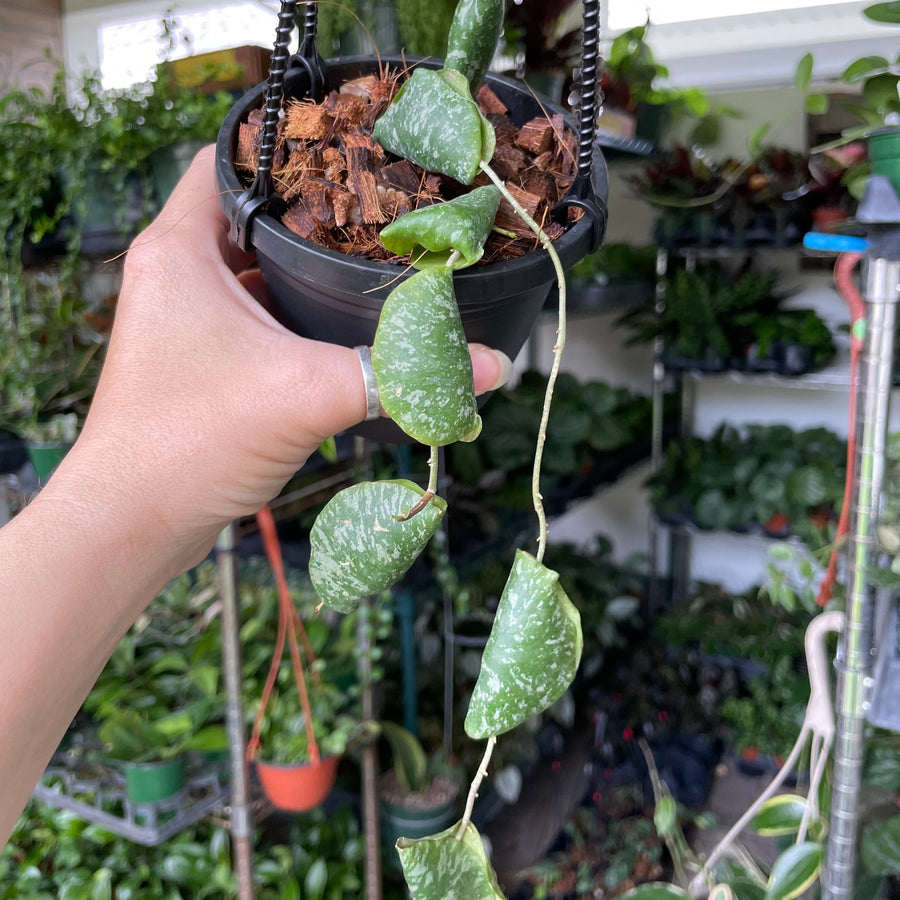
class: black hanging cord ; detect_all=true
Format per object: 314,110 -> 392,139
229,0 -> 298,249
555,0 -> 607,252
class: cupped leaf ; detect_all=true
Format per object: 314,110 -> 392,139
372,268 -> 481,446
309,480 -> 446,613
751,794 -> 808,837
379,186 -> 501,269
397,821 -> 505,900
765,842 -> 822,900
372,67 -> 496,185
464,550 -> 583,740
444,0 -> 505,92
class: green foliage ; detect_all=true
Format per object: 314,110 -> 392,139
568,242 -> 659,287
395,0 -> 466,59
0,797 -> 364,899
647,423 -> 846,543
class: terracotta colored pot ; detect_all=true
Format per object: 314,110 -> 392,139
255,755 -> 339,812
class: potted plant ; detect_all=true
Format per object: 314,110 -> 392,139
250,666 -> 357,812
377,721 -> 460,854
214,1 -> 601,894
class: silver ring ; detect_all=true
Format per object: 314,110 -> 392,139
354,345 -> 381,421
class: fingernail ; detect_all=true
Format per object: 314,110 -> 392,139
487,348 -> 513,391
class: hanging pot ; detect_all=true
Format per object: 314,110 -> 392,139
214,57 -> 607,439
26,441 -> 71,482
255,753 -> 339,812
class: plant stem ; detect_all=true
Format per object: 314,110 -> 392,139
479,161 -> 566,564
455,735 -> 496,839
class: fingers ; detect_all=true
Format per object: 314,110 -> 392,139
470,344 -> 513,395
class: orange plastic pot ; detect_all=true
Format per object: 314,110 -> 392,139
255,755 -> 339,812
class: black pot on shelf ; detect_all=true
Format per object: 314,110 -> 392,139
214,56 -> 608,441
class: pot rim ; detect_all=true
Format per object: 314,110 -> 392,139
215,55 -> 608,279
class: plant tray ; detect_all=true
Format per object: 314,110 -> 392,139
33,753 -> 229,846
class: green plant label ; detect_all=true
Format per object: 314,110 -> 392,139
379,186 -> 501,270
372,67 -> 496,185
397,821 -> 505,900
309,480 -> 447,613
444,0 -> 505,92
372,268 -> 481,446
464,550 -> 583,740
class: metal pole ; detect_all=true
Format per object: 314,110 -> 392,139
823,256 -> 900,900
217,524 -> 257,900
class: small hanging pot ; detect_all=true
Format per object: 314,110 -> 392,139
255,754 -> 339,813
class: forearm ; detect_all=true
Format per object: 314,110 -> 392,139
0,453 -> 209,842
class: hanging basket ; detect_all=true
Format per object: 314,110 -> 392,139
215,56 -> 607,364
255,753 -> 339,812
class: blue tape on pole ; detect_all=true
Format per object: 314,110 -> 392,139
803,232 -> 870,253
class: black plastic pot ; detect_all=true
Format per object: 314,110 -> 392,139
215,57 -> 608,440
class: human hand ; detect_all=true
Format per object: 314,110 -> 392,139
58,146 -> 511,571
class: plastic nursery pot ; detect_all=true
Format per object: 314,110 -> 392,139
123,756 -> 187,824
215,57 -> 608,439
868,127 -> 900,199
26,442 -> 71,482
255,754 -> 339,812
378,774 -> 459,861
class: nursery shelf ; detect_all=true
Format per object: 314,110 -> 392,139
33,756 -> 229,846
683,346 -> 855,391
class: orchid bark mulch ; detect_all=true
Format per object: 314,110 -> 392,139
235,64 -> 583,266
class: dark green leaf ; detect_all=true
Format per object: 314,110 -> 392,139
444,0 -> 505,91
379,186 -> 501,270
864,3 -> 900,24
765,842 -> 822,900
397,821 -> 505,900
309,481 -> 447,613
373,268 -> 480,445
861,815 -> 900,875
372,67 -> 495,185
465,551 -> 583,739
751,794 -> 808,836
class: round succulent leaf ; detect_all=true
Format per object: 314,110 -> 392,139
309,480 -> 447,613
379,186 -> 502,270
372,268 -> 481,446
372,67 -> 496,185
397,821 -> 505,900
464,550 -> 583,740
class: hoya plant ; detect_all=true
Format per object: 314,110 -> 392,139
305,0 -> 587,895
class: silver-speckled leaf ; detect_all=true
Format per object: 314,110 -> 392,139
372,268 -> 481,446
372,67 -> 496,185
464,550 -> 582,739
379,186 -> 501,270
309,480 -> 446,613
397,821 -> 505,900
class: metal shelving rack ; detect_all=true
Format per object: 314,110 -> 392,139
648,171 -> 900,895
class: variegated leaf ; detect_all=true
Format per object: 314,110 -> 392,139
309,480 -> 446,613
397,820 -> 505,900
464,550 -> 582,739
373,268 -> 481,446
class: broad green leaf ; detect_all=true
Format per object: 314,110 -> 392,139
618,884 -> 690,900
90,868 -> 112,900
373,268 -> 481,446
184,725 -> 229,753
765,842 -> 822,900
795,53 -> 814,91
372,67 -> 496,185
464,551 -> 582,739
843,55 -> 890,82
397,821 -> 505,900
751,794 -> 808,836
861,815 -> 900,874
865,1 -> 900,22
309,481 -> 446,613
304,857 -> 328,900
154,710 -> 195,739
379,186 -> 501,270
